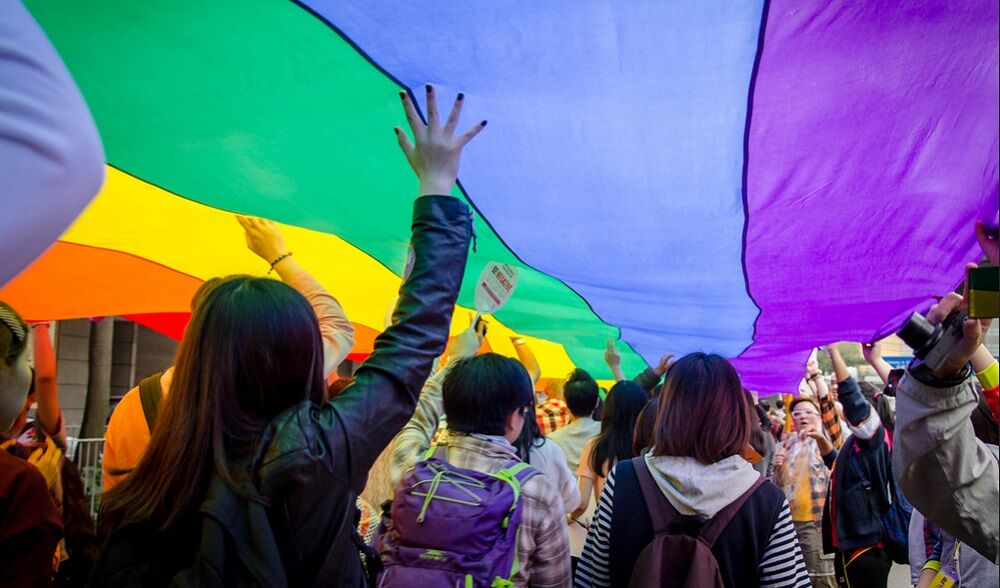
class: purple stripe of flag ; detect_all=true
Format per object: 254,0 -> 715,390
735,0 -> 999,393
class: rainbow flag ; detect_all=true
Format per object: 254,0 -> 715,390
3,0 -> 997,393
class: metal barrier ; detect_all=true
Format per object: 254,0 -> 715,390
67,438 -> 104,522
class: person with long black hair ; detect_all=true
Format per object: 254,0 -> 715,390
570,380 -> 648,521
89,86 -> 485,587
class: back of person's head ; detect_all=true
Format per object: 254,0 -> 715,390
563,369 -> 599,418
590,380 -> 648,477
0,301 -> 30,430
653,352 -> 753,465
515,405 -> 546,462
632,396 -> 661,455
443,353 -> 533,436
189,276 -> 226,313
102,276 -> 326,529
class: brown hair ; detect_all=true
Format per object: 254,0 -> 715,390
632,396 -> 660,455
788,396 -> 820,414
101,276 -> 325,530
653,353 -> 753,464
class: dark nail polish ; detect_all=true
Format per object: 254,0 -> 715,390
481,120 -> 488,127
425,84 -> 433,93
457,92 -> 465,101
399,91 -> 406,100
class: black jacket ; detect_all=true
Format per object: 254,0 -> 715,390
89,196 -> 471,587
822,376 -> 893,554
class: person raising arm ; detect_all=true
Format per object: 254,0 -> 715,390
893,222 -> 999,564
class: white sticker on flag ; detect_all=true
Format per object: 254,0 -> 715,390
474,262 -> 519,315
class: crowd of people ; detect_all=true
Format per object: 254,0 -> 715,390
1,43 -> 998,588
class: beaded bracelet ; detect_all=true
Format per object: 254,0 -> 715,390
268,252 -> 293,273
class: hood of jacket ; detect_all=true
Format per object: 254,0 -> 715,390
643,453 -> 760,518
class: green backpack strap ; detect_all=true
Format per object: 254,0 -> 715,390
491,461 -> 534,507
137,372 -> 164,433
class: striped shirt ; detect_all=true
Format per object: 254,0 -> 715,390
575,466 -> 811,587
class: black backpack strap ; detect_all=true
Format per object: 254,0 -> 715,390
848,441 -> 886,528
137,372 -> 164,433
630,456 -> 679,534
698,475 -> 766,547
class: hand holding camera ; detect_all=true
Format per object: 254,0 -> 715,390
899,279 -> 994,380
898,223 -> 998,380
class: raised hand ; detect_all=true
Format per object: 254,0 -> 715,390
654,353 -> 676,377
800,423 -> 834,456
861,342 -> 881,364
451,316 -> 488,361
604,339 -> 626,381
926,291 -> 993,379
772,444 -> 787,469
805,355 -> 821,378
603,339 -> 622,370
236,215 -> 288,267
975,221 -> 999,266
395,85 -> 487,197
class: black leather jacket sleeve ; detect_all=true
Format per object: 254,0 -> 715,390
319,195 -> 470,492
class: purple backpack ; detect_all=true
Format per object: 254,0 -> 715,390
374,448 -> 539,587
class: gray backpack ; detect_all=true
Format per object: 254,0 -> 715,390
629,456 -> 765,588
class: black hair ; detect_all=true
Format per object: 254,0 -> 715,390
563,369 -> 599,418
590,380 -> 648,476
443,353 -> 534,436
515,408 -> 546,463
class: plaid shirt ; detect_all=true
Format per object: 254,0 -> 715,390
536,398 -> 570,436
423,434 -> 571,587
820,394 -> 843,450
774,395 -> 842,523
390,373 -> 571,587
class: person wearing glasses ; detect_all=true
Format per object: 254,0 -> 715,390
772,385 -> 841,588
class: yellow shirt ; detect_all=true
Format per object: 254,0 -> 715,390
101,368 -> 173,491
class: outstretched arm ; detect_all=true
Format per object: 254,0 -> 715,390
237,215 -> 356,378
316,86 -> 484,491
512,335 -> 542,385
633,353 -> 674,393
603,340 -> 626,382
827,345 -> 851,384
894,285 -> 998,563
31,323 -> 62,443
862,341 -> 892,386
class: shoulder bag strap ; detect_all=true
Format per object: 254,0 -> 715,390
699,475 -> 766,547
138,372 -> 164,434
630,456 -> 679,534
846,439 -> 889,541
